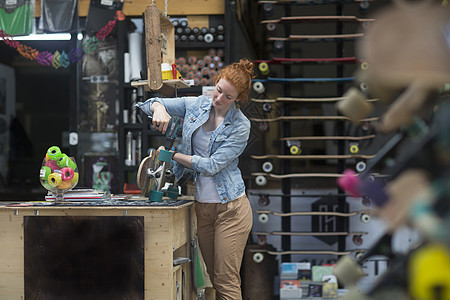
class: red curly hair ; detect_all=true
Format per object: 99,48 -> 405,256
213,58 -> 255,105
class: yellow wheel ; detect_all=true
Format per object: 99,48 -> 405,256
350,144 -> 359,154
290,145 -> 301,155
360,61 -> 369,70
259,62 -> 269,76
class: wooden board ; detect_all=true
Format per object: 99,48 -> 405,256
249,115 -> 379,122
35,0 -> 225,17
0,203 -> 196,300
251,154 -> 376,160
269,33 -> 364,42
261,15 -> 375,24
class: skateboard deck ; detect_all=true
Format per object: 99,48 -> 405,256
255,210 -> 370,217
251,154 -> 376,160
251,96 -> 378,103
250,248 -> 366,256
253,231 -> 368,236
137,149 -> 167,197
253,77 -> 355,83
252,172 -> 345,179
280,134 -> 376,141
249,115 -> 379,122
261,16 -> 375,24
268,33 -> 364,42
254,57 -> 360,64
259,0 -> 372,3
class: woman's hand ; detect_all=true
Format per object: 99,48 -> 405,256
151,102 -> 171,134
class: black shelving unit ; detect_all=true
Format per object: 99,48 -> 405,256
116,5 -> 233,192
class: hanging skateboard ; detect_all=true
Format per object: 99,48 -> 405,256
251,95 -> 378,103
269,33 -> 363,42
255,57 -> 361,65
261,15 -> 374,24
250,248 -> 367,263
249,115 -> 379,123
253,76 -> 355,83
255,209 -> 372,223
258,0 -> 372,4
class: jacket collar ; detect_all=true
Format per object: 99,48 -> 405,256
201,96 -> 239,126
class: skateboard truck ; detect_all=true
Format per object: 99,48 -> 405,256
137,116 -> 183,202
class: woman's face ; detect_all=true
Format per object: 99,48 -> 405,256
212,78 -> 240,111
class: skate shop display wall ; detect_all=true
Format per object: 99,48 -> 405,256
240,0 -> 449,299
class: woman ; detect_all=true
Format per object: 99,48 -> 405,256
136,58 -> 254,300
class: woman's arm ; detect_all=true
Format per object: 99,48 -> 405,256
151,102 -> 172,134
157,146 -> 192,169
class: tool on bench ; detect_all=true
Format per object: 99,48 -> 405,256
137,116 -> 183,202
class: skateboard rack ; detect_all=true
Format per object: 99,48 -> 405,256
251,0 -> 372,264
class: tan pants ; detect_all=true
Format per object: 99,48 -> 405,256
195,195 -> 253,300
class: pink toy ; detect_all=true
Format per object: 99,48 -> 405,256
45,160 -> 59,172
337,169 -> 361,197
61,167 -> 75,181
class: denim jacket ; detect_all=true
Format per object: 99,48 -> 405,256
136,95 -> 251,203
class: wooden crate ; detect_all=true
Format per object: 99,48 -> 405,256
0,201 -> 196,300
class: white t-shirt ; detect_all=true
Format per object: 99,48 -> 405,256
192,126 -> 222,203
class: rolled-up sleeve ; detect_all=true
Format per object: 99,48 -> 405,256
135,97 -> 190,118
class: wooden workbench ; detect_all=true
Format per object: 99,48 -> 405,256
0,198 -> 197,300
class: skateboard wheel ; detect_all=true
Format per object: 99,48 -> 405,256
352,235 -> 363,246
259,62 -> 269,76
360,61 -> 369,70
159,149 -> 173,162
258,196 -> 270,206
253,252 -> 264,263
45,160 -> 59,172
289,145 -> 301,155
349,144 -> 359,154
360,121 -> 371,132
258,122 -> 269,132
258,213 -> 269,224
273,40 -> 284,53
359,82 -> 369,92
47,146 -> 62,161
356,161 -> 367,173
60,167 -> 74,181
149,190 -> 164,202
204,33 -> 214,43
265,23 -> 276,34
262,3 -> 274,17
360,0 -> 370,10
40,166 -> 52,181
70,172 -> 79,185
166,185 -> 179,199
257,235 -> 267,246
262,161 -> 273,173
262,103 -> 272,112
409,243 -> 450,300
58,180 -> 72,190
48,172 -> 62,187
361,195 -> 371,207
338,87 -> 373,123
334,256 -> 365,287
255,175 -> 267,186
252,81 -> 265,94
337,169 -> 361,197
355,252 -> 365,261
57,155 -> 77,170
360,213 -> 371,223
